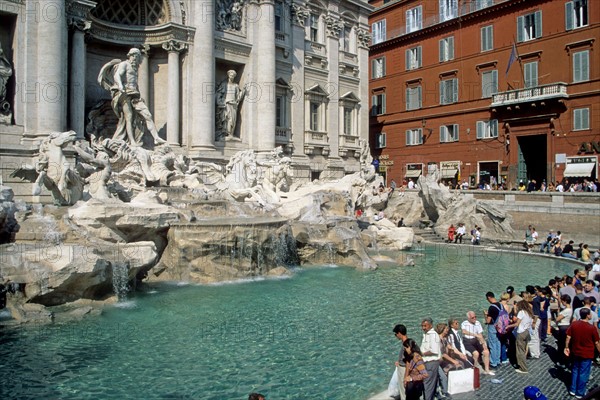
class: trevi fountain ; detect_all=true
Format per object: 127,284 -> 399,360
0,41 -> 572,399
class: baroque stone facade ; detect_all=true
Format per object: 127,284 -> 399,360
0,0 -> 372,200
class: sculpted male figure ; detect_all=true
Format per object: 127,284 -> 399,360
0,42 -> 12,110
99,48 -> 166,146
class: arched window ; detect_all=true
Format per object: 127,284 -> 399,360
92,0 -> 170,26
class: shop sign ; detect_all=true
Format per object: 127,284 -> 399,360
577,141 -> 600,154
407,164 -> 422,170
440,161 -> 460,169
567,156 -> 596,164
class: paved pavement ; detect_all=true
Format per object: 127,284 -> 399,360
368,336 -> 600,400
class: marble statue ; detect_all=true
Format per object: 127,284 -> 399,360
73,141 -> 112,200
216,70 -> 246,140
216,0 -> 245,32
0,42 -> 12,116
98,48 -> 166,147
10,131 -> 84,205
258,147 -> 293,193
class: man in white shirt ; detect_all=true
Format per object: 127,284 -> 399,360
407,179 -> 415,189
454,223 -> 466,244
461,311 -> 494,375
420,317 -> 442,400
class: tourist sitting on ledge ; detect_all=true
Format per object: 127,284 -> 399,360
447,224 -> 456,243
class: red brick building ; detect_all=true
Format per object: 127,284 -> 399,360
368,0 -> 599,189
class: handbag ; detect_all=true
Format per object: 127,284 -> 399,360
447,368 -> 474,395
387,366 -> 400,397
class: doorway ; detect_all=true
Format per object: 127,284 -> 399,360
517,134 -> 547,186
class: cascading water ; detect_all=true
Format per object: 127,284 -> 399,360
111,261 -> 130,301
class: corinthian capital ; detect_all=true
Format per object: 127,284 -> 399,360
162,40 -> 187,53
324,14 -> 343,38
291,4 -> 310,27
356,27 -> 371,48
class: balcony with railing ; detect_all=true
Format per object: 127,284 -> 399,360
491,83 -> 568,107
371,0 -> 510,46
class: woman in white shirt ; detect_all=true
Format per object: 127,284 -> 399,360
554,294 -> 572,367
507,299 -> 534,373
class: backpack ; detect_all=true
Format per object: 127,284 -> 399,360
493,304 -> 510,334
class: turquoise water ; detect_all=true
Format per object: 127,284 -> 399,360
0,245 -> 575,400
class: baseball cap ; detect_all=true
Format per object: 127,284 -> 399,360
506,286 -> 514,294
524,386 -> 547,400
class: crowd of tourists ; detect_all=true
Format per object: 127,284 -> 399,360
446,223 -> 481,245
389,264 -> 600,400
523,225 -> 598,262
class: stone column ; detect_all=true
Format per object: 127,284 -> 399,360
325,13 -> 342,158
356,27 -> 371,144
139,45 -> 151,108
67,0 -> 95,138
254,0 -> 276,152
69,19 -> 89,138
162,41 -> 186,146
36,0 -> 68,134
290,4 -> 309,160
190,0 -> 215,151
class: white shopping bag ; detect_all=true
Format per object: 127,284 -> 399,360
387,366 -> 400,397
447,368 -> 474,395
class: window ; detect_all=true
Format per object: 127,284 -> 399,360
309,14 -> 319,42
524,61 -> 538,88
481,25 -> 493,52
573,108 -> 589,130
340,26 -> 352,53
439,36 -> 454,62
474,0 -> 493,10
439,0 -> 458,22
309,101 -> 320,131
406,46 -> 422,70
440,124 -> 459,143
372,57 -> 386,79
573,50 -> 589,82
476,120 -> 499,139
372,20 -> 386,45
275,1 -> 283,32
566,0 -> 588,30
482,70 -> 498,98
440,78 -> 458,104
406,6 -> 422,33
406,128 -> 423,146
371,93 -> 386,116
376,132 -> 387,149
406,86 -> 422,110
276,95 -> 286,127
343,107 -> 353,135
517,11 -> 542,42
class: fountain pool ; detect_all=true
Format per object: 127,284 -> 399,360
0,245 -> 575,399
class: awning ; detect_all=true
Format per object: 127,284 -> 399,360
441,169 -> 458,178
405,170 -> 422,178
564,162 -> 595,177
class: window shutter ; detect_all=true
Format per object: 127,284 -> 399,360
417,46 -> 422,67
476,121 -> 484,139
449,37 -> 455,60
581,108 -> 589,129
574,109 -> 582,130
371,95 -> 377,116
371,23 -> 378,43
406,130 -> 411,145
417,86 -> 422,108
581,50 -> 589,81
491,70 -> 498,95
482,71 -> 490,98
381,94 -> 386,114
534,11 -> 542,38
565,1 -> 574,30
481,27 -> 486,51
440,126 -> 447,142
487,26 -> 493,50
454,124 -> 459,141
382,57 -> 386,76
382,20 -> 387,41
417,6 -> 422,29
439,39 -> 445,62
574,52 -> 581,82
452,78 -> 458,102
440,80 -> 446,104
406,88 -> 410,110
406,49 -> 411,70
517,16 -> 524,42
439,0 -> 446,20
371,59 -> 376,78
406,10 -> 411,32
491,120 -> 498,137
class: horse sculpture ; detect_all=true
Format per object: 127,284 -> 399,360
10,130 -> 84,205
